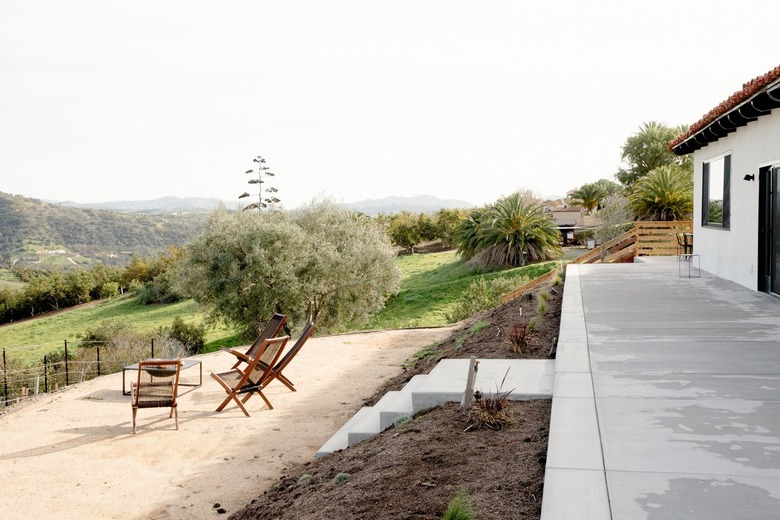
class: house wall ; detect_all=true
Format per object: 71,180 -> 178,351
693,113 -> 780,290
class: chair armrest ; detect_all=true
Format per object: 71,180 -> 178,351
222,347 -> 252,363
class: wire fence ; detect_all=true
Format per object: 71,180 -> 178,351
1,340 -> 164,408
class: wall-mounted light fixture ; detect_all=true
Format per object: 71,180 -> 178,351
744,174 -> 755,181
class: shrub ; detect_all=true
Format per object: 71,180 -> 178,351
406,343 -> 441,368
466,388 -> 514,431
394,416 -> 412,428
442,490 -> 474,520
332,472 -> 351,485
76,320 -> 151,374
80,320 -> 134,344
469,320 -> 490,334
508,321 -> 535,353
160,317 -> 206,354
446,277 -> 520,322
100,282 -> 119,299
536,300 -> 548,316
136,271 -> 184,305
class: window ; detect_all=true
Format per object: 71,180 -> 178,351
702,154 -> 730,229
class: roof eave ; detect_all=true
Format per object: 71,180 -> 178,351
671,77 -> 780,156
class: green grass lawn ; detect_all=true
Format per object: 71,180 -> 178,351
364,250 -> 560,329
0,295 -> 238,364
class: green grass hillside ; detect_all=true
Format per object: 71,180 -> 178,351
0,191 -> 206,266
0,296 -> 237,364
1,250 -> 560,364
366,250 -> 559,329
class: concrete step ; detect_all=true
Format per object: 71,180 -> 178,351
315,405 -> 375,458
316,359 -> 555,458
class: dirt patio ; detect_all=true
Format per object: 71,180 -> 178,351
0,327 -> 455,520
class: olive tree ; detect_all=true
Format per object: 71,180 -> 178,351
178,202 -> 399,336
594,194 -> 635,259
177,209 -> 305,337
292,201 -> 400,328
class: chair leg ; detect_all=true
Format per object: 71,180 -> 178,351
276,373 -> 296,392
247,389 -> 274,410
216,391 -> 250,416
233,395 -> 250,416
132,408 -> 137,434
174,406 -> 178,430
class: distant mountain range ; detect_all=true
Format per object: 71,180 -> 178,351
342,195 -> 475,215
56,196 -> 228,214
19,191 -> 516,223
50,194 -> 474,215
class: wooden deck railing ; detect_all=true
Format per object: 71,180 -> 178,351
500,263 -> 563,303
501,220 -> 693,302
634,221 -> 692,256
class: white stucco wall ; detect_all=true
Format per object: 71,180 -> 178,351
692,113 -> 780,290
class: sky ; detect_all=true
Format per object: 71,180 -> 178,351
2,1 -> 780,210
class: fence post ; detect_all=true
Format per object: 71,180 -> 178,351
3,348 -> 7,406
151,337 -> 155,358
44,355 -> 48,393
97,345 -> 101,377
64,340 -> 69,387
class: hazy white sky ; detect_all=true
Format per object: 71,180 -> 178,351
2,1 -> 779,209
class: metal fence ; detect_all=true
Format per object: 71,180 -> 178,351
1,340 -> 161,408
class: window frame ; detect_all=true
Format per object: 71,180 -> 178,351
701,153 -> 731,229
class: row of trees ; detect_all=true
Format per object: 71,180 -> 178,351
0,264 -> 123,323
379,208 -> 468,253
0,248 -> 183,324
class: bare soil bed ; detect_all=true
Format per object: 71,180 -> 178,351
230,279 -> 562,520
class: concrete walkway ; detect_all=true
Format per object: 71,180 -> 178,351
543,259 -> 780,519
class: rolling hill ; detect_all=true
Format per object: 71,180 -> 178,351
0,192 -> 206,267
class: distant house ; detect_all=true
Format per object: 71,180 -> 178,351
550,206 -> 584,245
670,65 -> 780,292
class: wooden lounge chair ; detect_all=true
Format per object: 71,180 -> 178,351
131,358 -> 181,434
223,313 -> 287,369
260,321 -> 316,393
211,336 -> 289,417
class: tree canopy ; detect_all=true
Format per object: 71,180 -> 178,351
616,121 -> 692,188
178,201 -> 399,336
628,165 -> 693,221
454,192 -> 561,268
570,183 -> 607,214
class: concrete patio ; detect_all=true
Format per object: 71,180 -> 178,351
543,258 -> 780,519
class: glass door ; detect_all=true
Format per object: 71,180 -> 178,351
773,167 -> 780,294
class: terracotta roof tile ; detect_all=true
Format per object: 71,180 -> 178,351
669,64 -> 780,150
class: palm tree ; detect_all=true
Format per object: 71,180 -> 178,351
628,165 -> 693,221
455,192 -> 561,267
570,183 -> 607,214
453,208 -> 485,261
